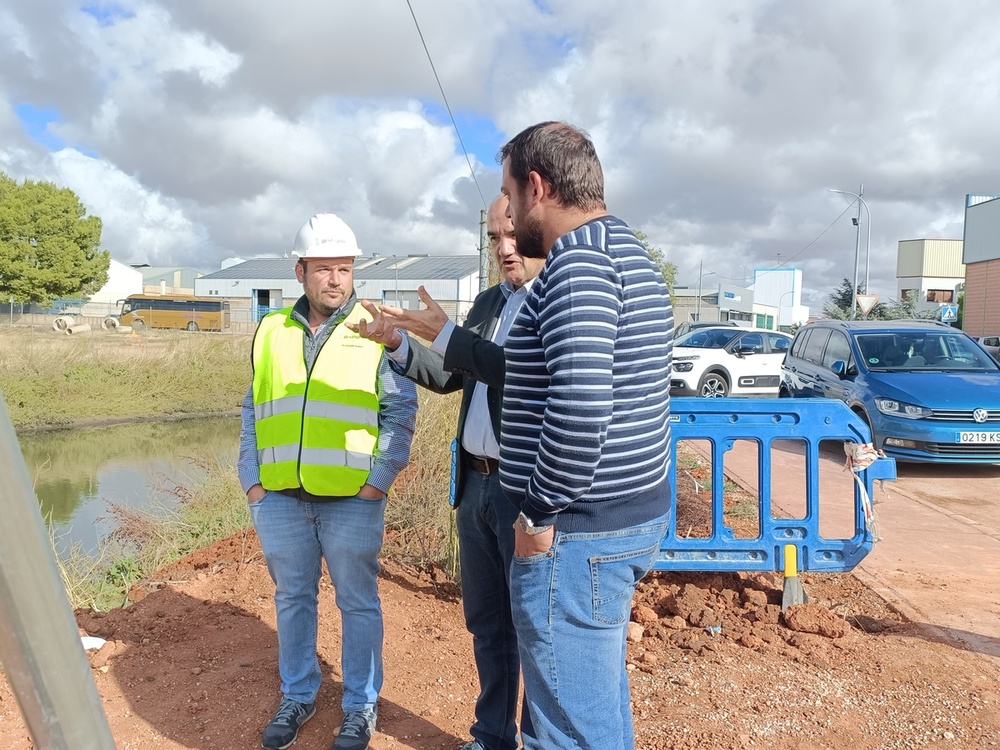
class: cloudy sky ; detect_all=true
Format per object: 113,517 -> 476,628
3,0 -> 999,310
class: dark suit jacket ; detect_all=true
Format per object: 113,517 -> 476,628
398,284 -> 506,506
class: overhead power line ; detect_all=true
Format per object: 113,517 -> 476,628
405,0 -> 488,210
739,200 -> 859,286
780,201 -> 857,267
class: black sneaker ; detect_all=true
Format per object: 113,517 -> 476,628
331,706 -> 377,750
261,698 -> 316,749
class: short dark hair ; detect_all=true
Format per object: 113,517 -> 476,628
497,122 -> 606,212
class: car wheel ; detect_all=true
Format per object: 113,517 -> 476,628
186,321 -> 200,332
778,386 -> 790,398
698,372 -> 729,397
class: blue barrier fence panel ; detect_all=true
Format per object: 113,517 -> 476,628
655,397 -> 895,574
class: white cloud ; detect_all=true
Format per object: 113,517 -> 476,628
51,149 -> 210,266
0,7 -> 34,59
1,0 -> 999,308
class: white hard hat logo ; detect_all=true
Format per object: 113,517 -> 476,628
292,213 -> 362,258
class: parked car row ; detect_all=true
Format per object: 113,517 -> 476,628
669,319 -> 1000,464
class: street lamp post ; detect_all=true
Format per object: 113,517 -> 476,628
393,256 -> 400,307
390,254 -> 428,308
829,185 -> 871,320
777,289 -> 794,331
696,260 -> 704,321
695,261 -> 717,322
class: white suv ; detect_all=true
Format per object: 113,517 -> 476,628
671,326 -> 793,397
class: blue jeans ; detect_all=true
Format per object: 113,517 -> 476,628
456,469 -> 533,750
510,514 -> 669,750
249,490 -> 385,712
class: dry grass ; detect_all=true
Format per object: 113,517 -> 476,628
674,442 -> 763,539
0,326 -> 251,430
384,388 -> 463,578
55,454 -> 253,611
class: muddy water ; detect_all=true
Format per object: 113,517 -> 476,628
18,416 -> 239,555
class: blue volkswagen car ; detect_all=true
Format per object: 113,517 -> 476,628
779,320 -> 1000,463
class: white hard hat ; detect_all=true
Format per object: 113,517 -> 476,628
291,213 -> 363,258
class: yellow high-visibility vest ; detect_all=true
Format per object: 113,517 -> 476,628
252,305 -> 382,497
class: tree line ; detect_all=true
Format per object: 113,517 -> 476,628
821,277 -> 961,326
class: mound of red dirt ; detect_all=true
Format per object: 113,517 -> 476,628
1,532 -> 997,749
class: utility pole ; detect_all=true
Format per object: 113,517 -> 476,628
829,184 -> 866,320
478,209 -> 488,292
696,260 -> 703,322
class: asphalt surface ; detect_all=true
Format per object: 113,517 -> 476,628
704,440 -> 1000,665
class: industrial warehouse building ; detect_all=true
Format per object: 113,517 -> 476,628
194,254 -> 484,328
962,194 -> 1000,337
895,239 -> 965,316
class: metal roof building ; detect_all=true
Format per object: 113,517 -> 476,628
194,254 -> 483,324
139,266 -> 203,294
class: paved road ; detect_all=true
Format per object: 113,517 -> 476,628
699,439 -> 1000,665
891,462 -> 1000,535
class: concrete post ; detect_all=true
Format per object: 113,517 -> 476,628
0,396 -> 116,749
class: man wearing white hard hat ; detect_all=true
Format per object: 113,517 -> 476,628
237,213 -> 417,750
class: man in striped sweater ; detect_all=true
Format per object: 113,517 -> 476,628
497,122 -> 674,750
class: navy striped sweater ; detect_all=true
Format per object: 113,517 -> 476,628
500,215 -> 674,533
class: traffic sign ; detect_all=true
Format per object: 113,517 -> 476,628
855,294 -> 879,316
940,304 -> 958,322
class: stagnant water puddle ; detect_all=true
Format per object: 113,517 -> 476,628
18,416 -> 239,556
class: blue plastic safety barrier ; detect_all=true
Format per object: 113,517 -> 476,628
658,397 -> 896,574
449,438 -> 458,507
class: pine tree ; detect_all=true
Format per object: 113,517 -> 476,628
0,172 -> 110,306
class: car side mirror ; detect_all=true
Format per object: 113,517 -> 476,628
737,347 -> 755,356
830,360 -> 848,378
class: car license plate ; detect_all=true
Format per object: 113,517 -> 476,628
957,432 -> 1000,443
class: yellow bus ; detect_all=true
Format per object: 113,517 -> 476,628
104,295 -> 231,332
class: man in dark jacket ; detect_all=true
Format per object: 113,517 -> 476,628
350,195 -> 543,750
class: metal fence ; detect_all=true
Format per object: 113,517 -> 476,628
4,296 -> 476,334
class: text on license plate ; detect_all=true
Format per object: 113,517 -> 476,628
957,432 -> 1000,443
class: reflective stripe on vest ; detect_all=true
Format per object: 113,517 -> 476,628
258,445 -> 376,471
255,396 -> 378,428
252,304 -> 382,496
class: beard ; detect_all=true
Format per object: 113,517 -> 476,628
514,213 -> 548,259
305,286 -> 343,317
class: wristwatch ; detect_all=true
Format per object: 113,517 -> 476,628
517,511 -> 551,536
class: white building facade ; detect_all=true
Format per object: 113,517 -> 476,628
896,239 -> 965,315
750,267 -> 808,331
81,258 -> 143,316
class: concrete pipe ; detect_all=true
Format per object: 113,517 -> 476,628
52,316 -> 75,331
66,324 -> 92,335
101,317 -> 119,330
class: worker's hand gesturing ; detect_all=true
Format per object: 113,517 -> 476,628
378,286 -> 449,342
348,301 -> 404,351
